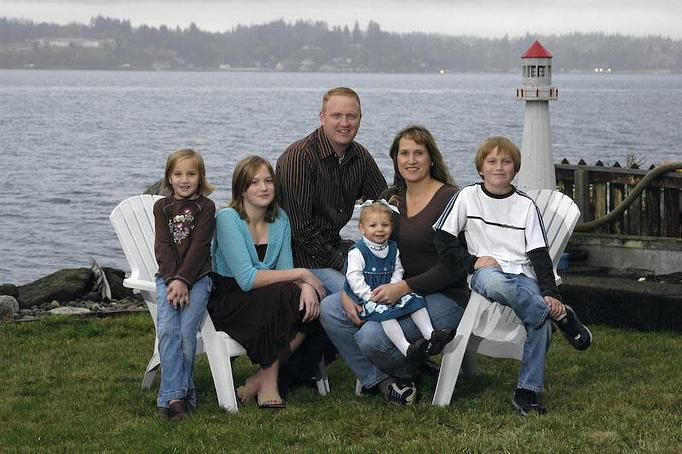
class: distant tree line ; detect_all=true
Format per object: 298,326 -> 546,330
1,16 -> 680,72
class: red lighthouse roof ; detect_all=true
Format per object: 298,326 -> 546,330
521,40 -> 552,58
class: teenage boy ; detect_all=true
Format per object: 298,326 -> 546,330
433,136 -> 592,415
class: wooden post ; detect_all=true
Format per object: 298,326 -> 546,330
609,183 -> 624,234
574,168 -> 590,222
626,184 -> 642,235
645,187 -> 661,237
663,188 -> 680,237
594,182 -> 607,233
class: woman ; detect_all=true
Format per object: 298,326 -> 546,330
319,125 -> 469,405
208,155 -> 326,409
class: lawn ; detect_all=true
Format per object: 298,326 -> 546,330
1,315 -> 680,452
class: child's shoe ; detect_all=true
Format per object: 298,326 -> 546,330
554,305 -> 592,351
168,400 -> 188,422
512,388 -> 547,416
156,406 -> 171,421
427,329 -> 456,355
406,338 -> 429,370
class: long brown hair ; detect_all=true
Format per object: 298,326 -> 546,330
229,155 -> 279,223
388,125 -> 455,190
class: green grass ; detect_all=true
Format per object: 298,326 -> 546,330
1,315 -> 680,453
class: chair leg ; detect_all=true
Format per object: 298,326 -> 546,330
142,353 -> 159,390
199,313 -> 239,413
355,379 -> 363,396
432,294 -> 484,406
315,359 -> 330,396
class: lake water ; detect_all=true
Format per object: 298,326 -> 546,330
1,70 -> 680,285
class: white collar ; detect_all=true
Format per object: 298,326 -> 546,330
362,236 -> 388,251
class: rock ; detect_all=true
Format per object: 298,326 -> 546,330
48,306 -> 91,315
49,300 -> 60,309
103,267 -> 134,300
0,295 -> 19,321
144,179 -> 171,196
0,284 -> 18,298
16,268 -> 92,309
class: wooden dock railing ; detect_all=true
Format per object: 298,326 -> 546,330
554,160 -> 682,238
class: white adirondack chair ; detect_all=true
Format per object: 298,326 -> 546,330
432,189 -> 581,406
110,195 -> 330,413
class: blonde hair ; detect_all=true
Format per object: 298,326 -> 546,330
229,155 -> 280,223
358,201 -> 394,226
321,87 -> 362,116
474,136 -> 521,175
162,148 -> 214,195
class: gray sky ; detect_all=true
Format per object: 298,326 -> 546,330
3,0 -> 681,39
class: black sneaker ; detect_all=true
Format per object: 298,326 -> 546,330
420,359 -> 441,378
406,338 -> 429,370
555,305 -> 592,351
427,329 -> 456,355
381,380 -> 417,405
512,388 -> 547,416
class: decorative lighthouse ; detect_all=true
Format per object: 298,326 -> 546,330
515,40 -> 558,191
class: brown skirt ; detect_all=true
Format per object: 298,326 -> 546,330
208,272 -> 302,368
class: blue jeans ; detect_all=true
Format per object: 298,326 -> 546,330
310,267 -> 345,295
470,267 -> 552,392
320,290 -> 464,387
155,275 -> 211,408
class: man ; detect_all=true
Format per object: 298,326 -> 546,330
277,86 -> 387,292
279,88 -> 446,406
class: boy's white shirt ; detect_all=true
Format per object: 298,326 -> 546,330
346,236 -> 404,302
435,184 -> 548,279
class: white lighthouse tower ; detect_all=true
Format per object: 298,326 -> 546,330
515,41 -> 558,191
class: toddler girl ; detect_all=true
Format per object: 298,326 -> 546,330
344,199 -> 455,371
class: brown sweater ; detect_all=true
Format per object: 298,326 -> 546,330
153,195 -> 215,287
380,184 -> 469,304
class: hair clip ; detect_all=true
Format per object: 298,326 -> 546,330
356,198 -> 400,214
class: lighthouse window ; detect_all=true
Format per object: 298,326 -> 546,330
538,66 -> 545,77
530,66 -> 536,77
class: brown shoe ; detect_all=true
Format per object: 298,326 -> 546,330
156,406 -> 171,421
168,400 -> 188,422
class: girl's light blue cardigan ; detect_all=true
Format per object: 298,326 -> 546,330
212,207 -> 294,292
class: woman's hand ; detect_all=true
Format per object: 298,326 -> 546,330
370,281 -> 409,306
474,256 -> 501,270
341,291 -> 364,327
299,283 -> 320,322
298,269 -> 327,300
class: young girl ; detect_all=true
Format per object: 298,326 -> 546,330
343,199 -> 455,372
153,148 -> 216,422
208,155 -> 326,409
